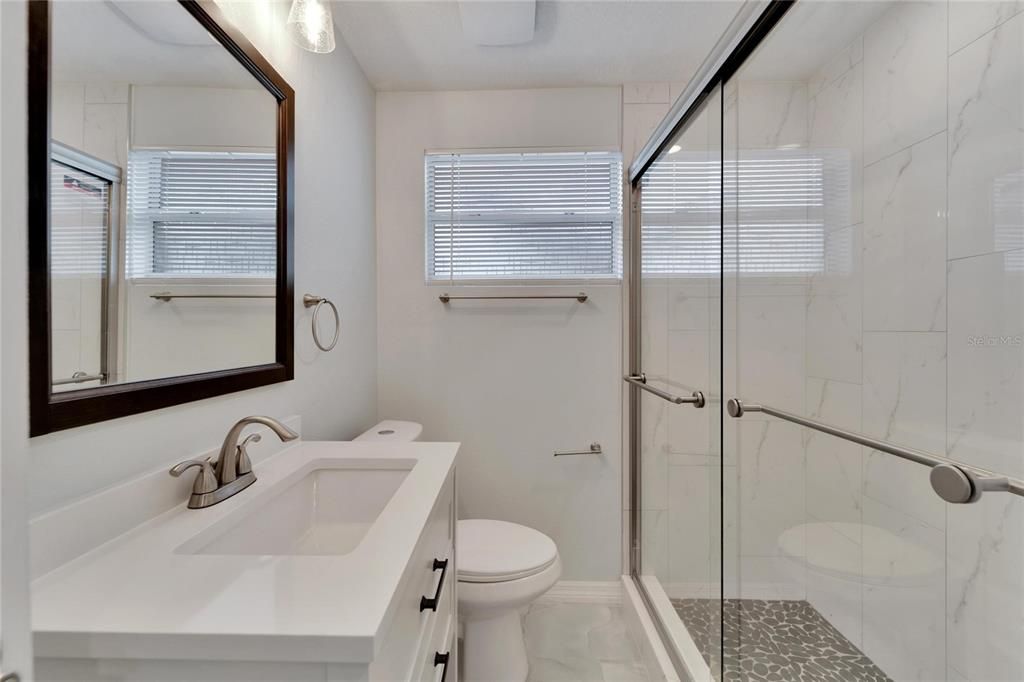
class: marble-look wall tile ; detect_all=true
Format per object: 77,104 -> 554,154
738,295 -> 806,414
737,419 -> 805,559
948,12 -> 1024,260
809,62 -> 863,230
51,330 -> 81,381
667,464 -> 714,596
945,250 -> 1023,680
862,331 -> 947,529
949,0 -> 1024,54
805,520 -> 863,648
947,250 -> 1024,477
624,101 -> 672,168
640,276 -> 669,514
863,1 -> 947,164
623,82 -> 671,105
667,330 -> 711,457
806,225 -> 862,384
640,508 -> 668,582
946,495 -> 1024,681
668,281 -> 709,332
84,82 -> 129,104
805,377 -> 863,525
862,497 -> 946,682
863,132 -> 947,332
82,102 -> 128,168
640,391 -> 668,512
736,81 -> 808,150
52,82 -> 85,147
810,36 -> 864,98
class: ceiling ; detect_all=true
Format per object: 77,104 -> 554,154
332,0 -> 745,91
52,0 -> 262,89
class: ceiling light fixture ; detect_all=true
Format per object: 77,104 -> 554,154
286,0 -> 336,54
668,144 -> 681,154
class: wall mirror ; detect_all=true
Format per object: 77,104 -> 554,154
28,0 -> 294,436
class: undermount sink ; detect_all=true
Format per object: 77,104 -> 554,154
186,459 -> 415,556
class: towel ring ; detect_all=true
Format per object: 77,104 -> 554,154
303,294 -> 339,352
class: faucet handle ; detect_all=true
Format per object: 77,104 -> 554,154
236,434 -> 262,476
170,459 -> 218,495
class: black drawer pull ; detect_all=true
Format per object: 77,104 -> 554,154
433,651 -> 450,682
420,558 -> 449,611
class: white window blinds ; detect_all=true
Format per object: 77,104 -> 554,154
642,149 -> 835,276
425,151 -> 623,281
126,150 -> 276,278
50,160 -> 111,277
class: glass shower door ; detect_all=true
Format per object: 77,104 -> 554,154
720,1 -> 1024,680
635,85 -> 723,679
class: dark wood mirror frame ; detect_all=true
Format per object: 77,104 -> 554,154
27,0 -> 295,436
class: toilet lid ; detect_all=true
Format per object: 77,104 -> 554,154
457,519 -> 558,583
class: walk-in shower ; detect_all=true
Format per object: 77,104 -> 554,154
627,1 -> 1024,680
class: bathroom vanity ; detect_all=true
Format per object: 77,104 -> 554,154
31,441 -> 458,681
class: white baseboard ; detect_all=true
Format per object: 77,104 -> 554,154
536,580 -> 623,605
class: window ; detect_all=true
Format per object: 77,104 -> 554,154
642,148 -> 836,276
126,149 -> 276,278
425,151 -> 623,281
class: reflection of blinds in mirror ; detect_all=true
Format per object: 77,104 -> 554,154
425,151 -> 623,281
50,161 -> 110,277
126,150 -> 276,278
642,149 -> 840,276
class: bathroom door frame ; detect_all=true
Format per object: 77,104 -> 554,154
624,1 -> 795,677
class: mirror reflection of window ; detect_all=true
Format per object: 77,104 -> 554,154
126,150 -> 277,278
49,0 -> 279,392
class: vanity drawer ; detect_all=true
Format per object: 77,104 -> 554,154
416,600 -> 455,682
370,470 -> 455,681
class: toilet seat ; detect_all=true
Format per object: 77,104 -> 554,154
457,519 -> 558,583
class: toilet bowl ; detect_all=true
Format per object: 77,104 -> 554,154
353,422 -> 560,681
457,519 -> 561,682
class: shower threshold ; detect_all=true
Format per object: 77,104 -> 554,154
672,598 -> 892,682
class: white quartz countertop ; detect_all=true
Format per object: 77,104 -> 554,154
31,441 -> 459,664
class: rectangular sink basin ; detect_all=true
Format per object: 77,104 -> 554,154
188,460 -> 414,556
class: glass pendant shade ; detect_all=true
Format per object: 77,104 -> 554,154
286,0 -> 336,54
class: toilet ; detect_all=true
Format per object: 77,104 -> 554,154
457,519 -> 561,682
354,421 -> 561,682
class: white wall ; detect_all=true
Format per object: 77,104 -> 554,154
2,0 -> 379,532
376,87 -> 624,580
1,1 -> 35,676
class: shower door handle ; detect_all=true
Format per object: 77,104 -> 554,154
624,374 -> 706,408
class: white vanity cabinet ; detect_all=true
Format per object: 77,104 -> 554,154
32,443 -> 459,682
370,471 -> 457,682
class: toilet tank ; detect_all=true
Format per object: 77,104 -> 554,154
354,420 -> 423,442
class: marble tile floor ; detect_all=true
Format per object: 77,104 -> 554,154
672,598 -> 892,682
522,602 -> 653,682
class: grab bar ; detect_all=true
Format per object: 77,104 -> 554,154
440,292 -> 587,303
151,292 -> 274,302
53,371 -> 106,386
624,374 -> 705,408
727,398 -> 1024,504
554,442 -> 603,457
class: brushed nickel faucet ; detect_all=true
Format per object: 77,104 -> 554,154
170,416 -> 299,509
